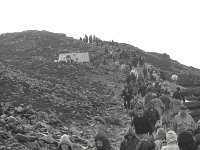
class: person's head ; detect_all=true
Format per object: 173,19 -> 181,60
137,107 -> 144,117
58,134 -> 73,150
179,105 -> 187,116
149,102 -> 154,110
124,127 -> 136,141
156,128 -> 166,140
94,128 -> 112,150
177,87 -> 180,91
96,139 -> 103,147
166,130 -> 177,144
178,131 -> 195,150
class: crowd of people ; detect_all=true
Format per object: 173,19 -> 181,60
118,62 -> 200,150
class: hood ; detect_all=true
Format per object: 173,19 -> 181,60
58,134 -> 73,148
166,130 -> 177,144
124,127 -> 136,139
156,128 -> 166,140
94,129 -> 113,150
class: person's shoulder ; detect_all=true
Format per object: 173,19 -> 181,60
187,113 -> 194,120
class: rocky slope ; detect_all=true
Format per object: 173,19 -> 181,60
0,30 -> 200,149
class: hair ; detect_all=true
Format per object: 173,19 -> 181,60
137,139 -> 155,150
177,87 -> 180,91
177,131 -> 195,150
137,106 -> 143,111
58,145 -> 72,150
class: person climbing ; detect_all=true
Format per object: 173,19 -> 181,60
150,94 -> 164,118
154,128 -> 167,150
144,102 -> 160,131
143,65 -> 148,80
126,72 -> 137,86
121,86 -> 133,110
138,82 -> 147,97
159,94 -> 172,128
172,104 -> 196,135
172,87 -> 185,103
131,106 -> 153,140
161,130 -> 179,150
170,98 -> 182,118
160,71 -> 166,81
163,87 -> 170,96
120,127 -> 140,150
57,134 -> 74,150
93,128 -> 116,150
144,90 -> 156,108
146,82 -> 155,94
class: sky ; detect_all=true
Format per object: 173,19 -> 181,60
0,0 -> 200,68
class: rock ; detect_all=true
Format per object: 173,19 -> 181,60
0,146 -> 6,150
70,127 -> 82,137
15,133 -> 38,143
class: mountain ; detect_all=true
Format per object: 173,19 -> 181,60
0,30 -> 200,109
0,30 -> 200,149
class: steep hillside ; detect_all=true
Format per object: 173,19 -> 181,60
0,30 -> 200,149
0,30 -> 200,112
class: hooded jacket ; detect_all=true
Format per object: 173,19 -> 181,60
145,106 -> 160,126
120,127 -> 140,150
161,130 -> 179,150
154,128 -> 166,150
58,134 -> 73,150
93,129 -> 115,150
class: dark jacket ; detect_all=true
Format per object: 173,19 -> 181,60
120,127 -> 140,150
145,108 -> 160,126
131,115 -> 153,135
93,129 -> 115,150
138,85 -> 147,97
126,74 -> 136,85
121,89 -> 132,101
160,95 -> 171,110
172,90 -> 185,102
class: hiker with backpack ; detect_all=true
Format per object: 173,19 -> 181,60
138,82 -> 147,97
154,128 -> 167,150
121,86 -> 133,110
120,127 -> 140,150
172,87 -> 185,103
144,102 -> 160,131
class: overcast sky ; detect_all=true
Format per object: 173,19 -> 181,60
0,0 -> 200,68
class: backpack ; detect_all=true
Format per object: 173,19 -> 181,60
157,140 -> 167,150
